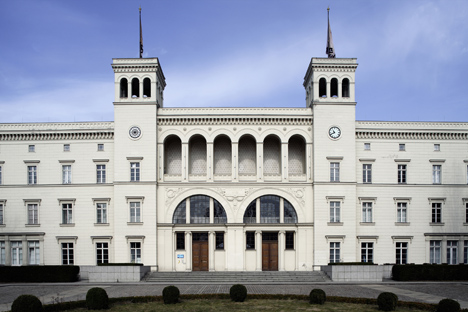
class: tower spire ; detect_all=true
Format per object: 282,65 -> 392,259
326,7 -> 336,58
139,6 -> 143,58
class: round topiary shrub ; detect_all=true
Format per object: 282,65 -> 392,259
230,284 -> 247,302
377,292 -> 398,311
437,298 -> 461,312
162,285 -> 180,304
86,287 -> 109,310
11,294 -> 43,312
309,288 -> 326,305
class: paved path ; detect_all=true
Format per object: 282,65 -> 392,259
0,282 -> 467,311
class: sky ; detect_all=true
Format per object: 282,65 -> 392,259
0,0 -> 467,123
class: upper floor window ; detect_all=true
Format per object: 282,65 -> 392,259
399,144 -> 405,151
364,143 -> 371,150
342,78 -> 350,97
172,195 -> 227,224
164,135 -> 182,176
330,162 -> 340,182
130,162 -> 140,181
28,145 -> 35,153
28,203 -> 39,225
434,144 -> 440,151
62,203 -> 73,224
397,202 -> 407,223
243,195 -> 297,224
319,78 -> 327,97
120,78 -> 128,98
330,201 -> 340,223
0,165 -> 2,185
288,135 -> 306,176
263,135 -> 281,176
362,202 -> 373,223
397,164 -> 407,184
62,165 -> 72,184
97,165 -> 106,183
63,144 -> 70,152
143,78 -> 151,98
330,78 -> 338,97
28,166 -> 37,185
432,202 -> 442,223
363,164 -> 372,183
238,135 -> 256,176
433,165 -> 441,184
97,144 -> 105,151
131,78 -> 139,98
130,202 -> 141,223
96,203 -> 107,224
0,202 -> 4,225
189,135 -> 207,176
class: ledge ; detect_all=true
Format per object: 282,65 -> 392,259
360,222 -> 375,226
327,222 -> 343,226
127,222 -> 144,226
59,223 -> 75,227
25,224 -> 40,227
94,223 -> 110,226
429,222 -> 445,226
395,222 -> 410,226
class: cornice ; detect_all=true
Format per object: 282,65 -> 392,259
356,131 -> 468,140
0,131 -> 114,141
158,116 -> 313,126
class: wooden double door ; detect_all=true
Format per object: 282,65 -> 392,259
262,232 -> 278,271
192,233 -> 209,271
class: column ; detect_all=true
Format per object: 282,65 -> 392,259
182,143 -> 188,181
326,80 -> 330,98
185,231 -> 192,271
209,198 -> 214,224
207,142 -> 213,181
282,142 -> 288,181
279,231 -> 285,271
209,231 -> 215,271
185,198 -> 190,224
256,230 -> 262,271
307,143 -> 313,182
232,142 -> 238,181
280,198 -> 284,223
158,143 -> 164,181
257,142 -> 263,181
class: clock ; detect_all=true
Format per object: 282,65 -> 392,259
129,126 -> 142,139
328,126 -> 341,139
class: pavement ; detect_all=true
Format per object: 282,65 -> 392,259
0,281 -> 467,311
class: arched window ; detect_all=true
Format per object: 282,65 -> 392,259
143,78 -> 151,98
131,78 -> 140,98
238,135 -> 256,176
288,135 -> 306,176
319,78 -> 327,97
331,78 -> 338,97
263,135 -> 281,176
120,78 -> 128,98
172,195 -> 227,224
164,135 -> 181,176
243,196 -> 298,224
342,78 -> 350,98
189,135 -> 207,176
214,135 -> 232,176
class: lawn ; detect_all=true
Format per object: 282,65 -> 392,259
68,299 -> 429,312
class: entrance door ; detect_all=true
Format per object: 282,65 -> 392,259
192,233 -> 209,271
262,232 -> 278,271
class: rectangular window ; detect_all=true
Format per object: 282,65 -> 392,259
447,241 -> 458,264
130,242 -> 141,263
330,201 -> 340,223
96,242 -> 109,264
330,242 -> 340,263
0,166 -> 2,184
98,144 -> 104,151
397,165 -> 407,183
464,241 -> 468,264
96,203 -> 107,224
0,241 -> 5,265
430,240 -> 441,264
395,242 -> 408,264
434,144 -> 440,151
216,232 -> 224,250
28,145 -> 35,152
11,241 -> 22,265
246,231 -> 255,250
63,144 -> 70,152
397,202 -> 407,223
28,166 -> 37,184
28,204 -> 39,224
432,203 -> 442,223
399,144 -> 405,151
28,241 -> 40,265
433,165 -> 441,184
62,243 -> 74,265
361,242 -> 373,263
130,162 -> 140,181
62,203 -> 73,224
364,143 -> 371,150
176,232 -> 185,250
363,164 -> 372,183
96,165 -> 106,183
0,203 -> 3,225
466,203 -> 468,223
285,232 -> 294,250
129,202 -> 141,223
362,202 -> 373,223
62,165 -> 72,184
330,162 -> 340,182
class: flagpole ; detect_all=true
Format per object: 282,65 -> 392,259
139,7 -> 143,58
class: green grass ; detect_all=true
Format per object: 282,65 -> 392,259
67,299 -> 429,312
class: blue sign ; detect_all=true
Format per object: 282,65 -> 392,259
177,254 -> 184,259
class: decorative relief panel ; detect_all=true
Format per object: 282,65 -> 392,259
285,188 -> 306,207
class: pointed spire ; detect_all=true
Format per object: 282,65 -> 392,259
326,7 -> 336,58
139,6 -> 143,58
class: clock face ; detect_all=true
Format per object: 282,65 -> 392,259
129,126 -> 142,139
329,126 -> 341,139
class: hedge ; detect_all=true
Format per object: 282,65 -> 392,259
0,266 -> 79,282
392,264 -> 468,281
328,262 -> 376,265
97,263 -> 143,266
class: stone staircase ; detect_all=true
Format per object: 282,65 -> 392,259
145,271 -> 331,284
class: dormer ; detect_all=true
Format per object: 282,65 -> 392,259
112,58 -> 166,107
303,58 -> 357,107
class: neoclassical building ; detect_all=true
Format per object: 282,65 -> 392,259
1,52 -> 467,271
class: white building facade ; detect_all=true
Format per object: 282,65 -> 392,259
0,55 -> 467,272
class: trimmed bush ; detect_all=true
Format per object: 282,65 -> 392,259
230,284 -> 247,302
86,287 -> 109,310
11,294 -> 43,312
309,289 -> 326,305
0,265 -> 79,282
162,285 -> 180,304
377,292 -> 398,311
437,298 -> 461,312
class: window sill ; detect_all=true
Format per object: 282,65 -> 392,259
25,224 -> 40,227
430,222 -> 445,226
327,222 -> 343,226
395,222 -> 410,226
464,223 -> 468,226
127,222 -> 143,225
60,223 -> 75,227
0,224 -> 5,227
360,222 -> 375,226
94,223 -> 110,226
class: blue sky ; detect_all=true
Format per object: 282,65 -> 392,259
0,0 -> 467,123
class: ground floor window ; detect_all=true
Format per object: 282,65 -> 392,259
96,242 -> 109,264
0,241 -> 5,265
62,243 -> 74,265
28,241 -> 40,265
395,242 -> 408,264
176,232 -> 185,250
215,232 -> 224,250
330,242 -> 340,263
447,241 -> 458,264
246,231 -> 255,250
285,232 -> 294,250
11,241 -> 22,266
361,242 -> 373,263
464,241 -> 468,264
430,240 -> 441,264
130,242 -> 141,263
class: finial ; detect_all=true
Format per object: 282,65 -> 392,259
139,6 -> 141,12
327,6 -> 330,12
